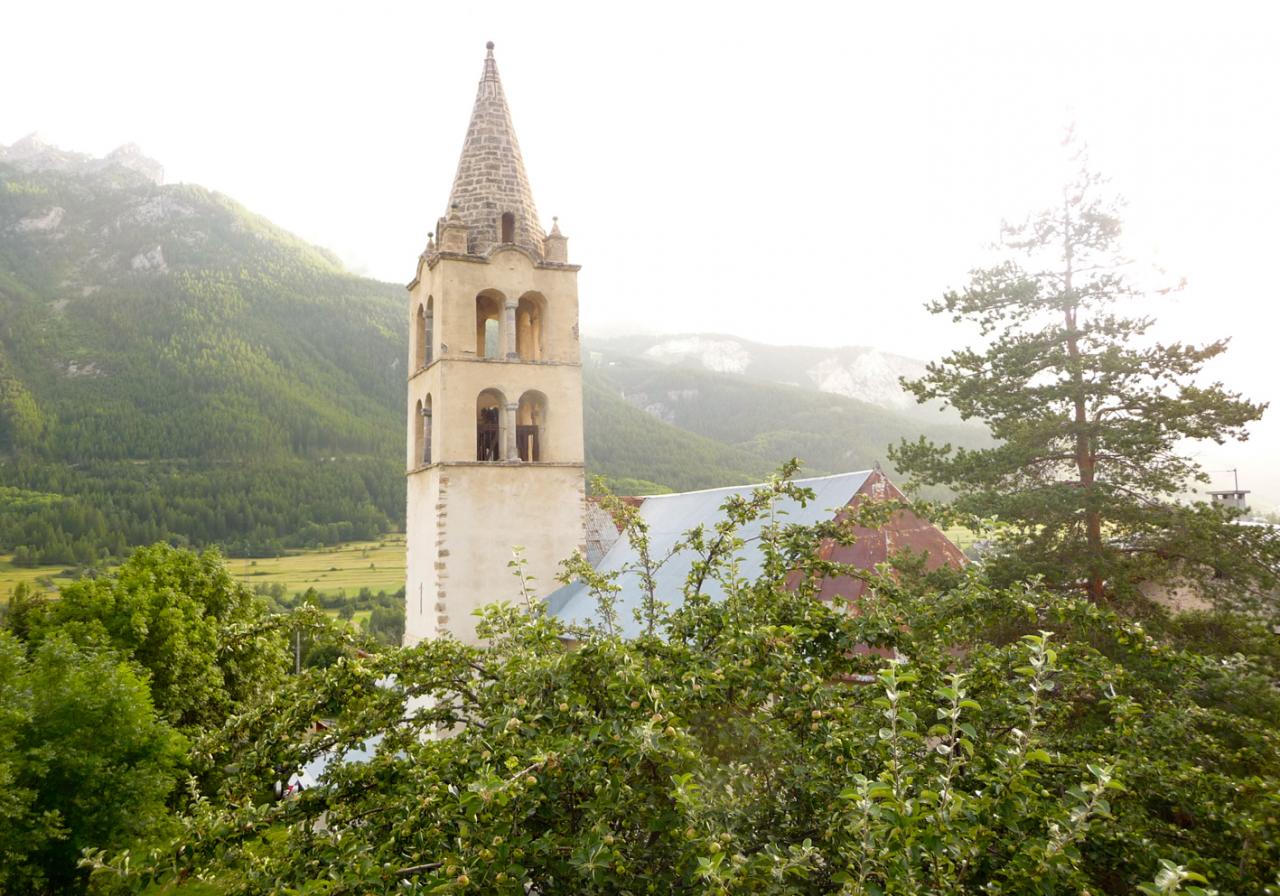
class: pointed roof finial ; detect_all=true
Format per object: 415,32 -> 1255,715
481,41 -> 499,84
443,42 -> 545,257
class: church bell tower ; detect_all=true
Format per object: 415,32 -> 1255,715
404,43 -> 586,646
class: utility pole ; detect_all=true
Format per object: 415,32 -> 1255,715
1208,468 -> 1240,491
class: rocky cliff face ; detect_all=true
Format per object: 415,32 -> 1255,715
803,350 -> 926,411
0,133 -> 164,184
99,142 -> 165,184
643,336 -> 753,374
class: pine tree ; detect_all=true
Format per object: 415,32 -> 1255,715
890,139 -> 1277,609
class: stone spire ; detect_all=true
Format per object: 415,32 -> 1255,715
444,42 -> 545,258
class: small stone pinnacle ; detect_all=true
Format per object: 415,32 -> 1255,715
486,41 -> 495,52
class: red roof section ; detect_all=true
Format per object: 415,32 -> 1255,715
790,470 -> 966,607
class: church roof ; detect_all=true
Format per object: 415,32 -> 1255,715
545,472 -> 867,637
545,469 -> 966,639
444,42 -> 545,258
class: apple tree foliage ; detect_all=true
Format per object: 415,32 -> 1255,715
101,474 -> 1280,895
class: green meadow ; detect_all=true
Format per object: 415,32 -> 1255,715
222,535 -> 406,596
1,535 -> 407,604
0,554 -> 79,599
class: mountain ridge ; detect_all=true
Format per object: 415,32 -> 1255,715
1,133 -> 165,185
585,332 -> 948,418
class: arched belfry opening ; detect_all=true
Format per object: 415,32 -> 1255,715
415,396 -> 432,466
475,291 -> 504,358
424,296 -> 434,365
517,390 -> 546,462
414,305 -> 427,369
476,389 -> 506,461
500,211 -> 515,244
516,293 -> 545,361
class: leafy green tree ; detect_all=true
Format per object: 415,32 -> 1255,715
889,149 -> 1275,607
0,631 -> 41,893
0,580 -> 46,639
0,631 -> 185,895
32,544 -> 290,731
104,477 -> 1278,894
363,601 -> 405,646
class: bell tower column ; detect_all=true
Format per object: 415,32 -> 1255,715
504,298 -> 518,359
504,401 -> 519,462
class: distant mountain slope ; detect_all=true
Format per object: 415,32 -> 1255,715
583,374 -> 773,494
585,333 -> 943,417
585,356 -> 988,485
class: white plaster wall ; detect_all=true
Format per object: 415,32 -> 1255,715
410,463 -> 585,645
404,470 -> 441,645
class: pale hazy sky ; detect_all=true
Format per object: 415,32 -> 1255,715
4,0 -> 1278,501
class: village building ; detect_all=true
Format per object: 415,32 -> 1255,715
404,46 -> 963,646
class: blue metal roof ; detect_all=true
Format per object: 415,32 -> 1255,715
545,471 -> 872,638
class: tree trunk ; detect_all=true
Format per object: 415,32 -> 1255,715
1062,199 -> 1106,602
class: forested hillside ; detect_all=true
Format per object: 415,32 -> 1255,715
0,144 -> 985,565
0,151 -> 408,562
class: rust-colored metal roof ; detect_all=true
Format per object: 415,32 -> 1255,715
803,471 -> 967,607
